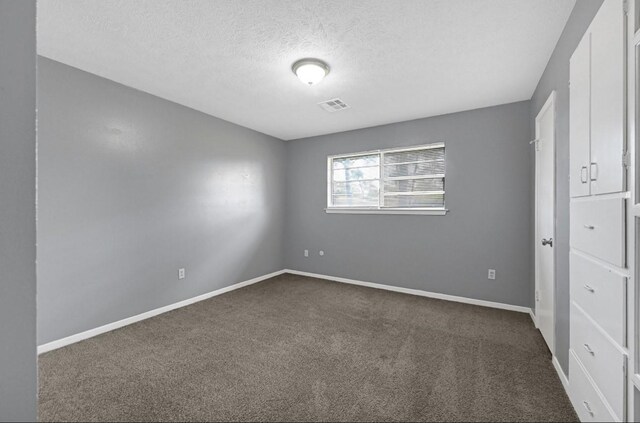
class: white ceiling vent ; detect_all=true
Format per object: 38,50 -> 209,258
318,98 -> 350,113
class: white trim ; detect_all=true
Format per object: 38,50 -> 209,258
529,309 -> 538,327
553,355 -> 570,393
571,191 -> 631,203
534,90 -> 557,354
37,269 -> 287,355
632,373 -> 640,392
326,208 -> 448,215
548,355 -> 573,416
570,248 -> 630,277
328,142 -> 445,160
628,4 -> 638,421
284,269 -> 531,314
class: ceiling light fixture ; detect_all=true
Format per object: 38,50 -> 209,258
292,58 -> 330,86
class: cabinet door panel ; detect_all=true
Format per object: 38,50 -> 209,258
570,33 -> 591,198
590,0 -> 625,195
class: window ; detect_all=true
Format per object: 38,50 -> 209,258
327,143 -> 446,215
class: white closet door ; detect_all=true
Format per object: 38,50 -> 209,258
590,0 -> 625,195
570,33 -> 592,198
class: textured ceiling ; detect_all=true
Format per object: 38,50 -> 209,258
38,0 -> 575,140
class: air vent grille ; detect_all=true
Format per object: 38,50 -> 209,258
318,98 -> 350,113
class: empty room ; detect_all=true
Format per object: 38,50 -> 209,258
1,0 -> 638,421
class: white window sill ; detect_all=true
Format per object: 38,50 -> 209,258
325,208 -> 448,215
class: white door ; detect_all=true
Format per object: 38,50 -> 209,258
569,33 -> 591,198
590,0 -> 625,195
535,92 -> 556,353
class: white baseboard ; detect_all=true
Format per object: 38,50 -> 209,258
553,355 -> 570,392
551,356 -> 576,419
38,269 -> 287,355
529,309 -> 537,327
284,269 -> 532,315
39,268 -> 534,354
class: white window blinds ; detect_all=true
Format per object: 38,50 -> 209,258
382,144 -> 445,208
328,143 -> 445,211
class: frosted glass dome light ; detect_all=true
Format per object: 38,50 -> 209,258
292,58 -> 330,86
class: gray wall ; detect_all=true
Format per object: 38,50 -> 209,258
530,0 -> 603,374
0,1 -> 37,420
37,58 -> 286,345
285,101 -> 532,307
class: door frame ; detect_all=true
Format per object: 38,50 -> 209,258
534,90 -> 556,354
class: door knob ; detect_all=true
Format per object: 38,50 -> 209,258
541,238 -> 553,247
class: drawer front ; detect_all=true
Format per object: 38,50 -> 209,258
570,252 -> 626,345
570,198 -> 625,267
569,351 -> 619,422
570,303 -> 626,418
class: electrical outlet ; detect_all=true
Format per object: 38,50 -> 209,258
488,269 -> 496,280
178,268 -> 186,280
304,249 -> 309,257
319,250 -> 324,256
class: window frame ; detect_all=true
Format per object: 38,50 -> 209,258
326,142 -> 448,215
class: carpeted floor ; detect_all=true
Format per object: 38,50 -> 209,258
38,273 -> 577,422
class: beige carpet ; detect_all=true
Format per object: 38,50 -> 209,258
38,273 -> 577,422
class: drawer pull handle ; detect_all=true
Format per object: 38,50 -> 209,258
581,166 -> 588,183
590,162 -> 598,181
583,344 -> 595,356
583,285 -> 595,293
583,401 -> 594,416
583,224 -> 595,230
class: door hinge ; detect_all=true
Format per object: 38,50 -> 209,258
535,290 -> 540,302
623,150 -> 631,168
624,0 -> 629,15
530,139 -> 540,151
